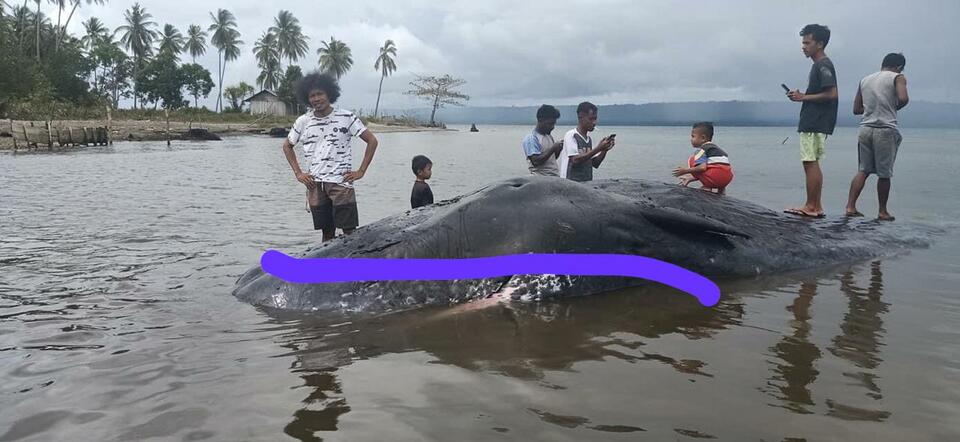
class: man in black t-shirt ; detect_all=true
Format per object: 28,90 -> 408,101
785,24 -> 838,218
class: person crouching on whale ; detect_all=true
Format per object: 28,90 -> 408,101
672,122 -> 734,194
281,72 -> 380,241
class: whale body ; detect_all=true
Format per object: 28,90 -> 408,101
233,177 -> 927,313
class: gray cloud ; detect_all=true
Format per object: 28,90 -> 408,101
51,0 -> 959,110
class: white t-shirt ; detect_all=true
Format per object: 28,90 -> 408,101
559,128 -> 592,179
287,108 -> 367,187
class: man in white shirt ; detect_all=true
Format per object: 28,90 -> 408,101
281,72 -> 379,241
559,102 -> 614,181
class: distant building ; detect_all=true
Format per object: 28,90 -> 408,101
244,90 -> 287,116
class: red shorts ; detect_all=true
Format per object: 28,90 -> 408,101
688,156 -> 734,190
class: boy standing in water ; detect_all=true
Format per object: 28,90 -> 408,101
410,155 -> 434,209
673,122 -> 734,193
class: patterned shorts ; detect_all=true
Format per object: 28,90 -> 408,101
799,132 -> 828,162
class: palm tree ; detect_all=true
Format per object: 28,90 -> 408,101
158,23 -> 184,58
79,16 -> 107,51
55,0 -> 106,52
373,39 -> 397,118
253,31 -> 281,90
209,8 -> 242,112
11,4 -> 34,54
115,2 -> 158,108
34,0 -> 43,60
184,24 -> 206,63
269,10 -> 308,72
256,57 -> 282,92
317,37 -> 352,79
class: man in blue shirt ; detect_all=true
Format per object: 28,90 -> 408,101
521,105 -> 564,176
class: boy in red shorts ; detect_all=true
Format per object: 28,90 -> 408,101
672,122 -> 734,194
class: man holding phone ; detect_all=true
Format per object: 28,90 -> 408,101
784,24 -> 838,218
560,101 -> 615,182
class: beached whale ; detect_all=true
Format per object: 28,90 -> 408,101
232,176 -> 927,313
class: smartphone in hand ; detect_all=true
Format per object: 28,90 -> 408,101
781,84 -> 791,92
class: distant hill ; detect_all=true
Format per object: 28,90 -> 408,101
387,101 -> 960,128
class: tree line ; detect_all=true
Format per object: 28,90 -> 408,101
0,1 -> 467,124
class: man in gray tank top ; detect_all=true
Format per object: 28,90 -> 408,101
845,53 -> 909,221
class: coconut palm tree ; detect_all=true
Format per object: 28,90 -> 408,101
317,36 -> 352,79
11,4 -> 34,54
79,16 -> 107,51
158,23 -> 184,58
184,24 -> 206,63
34,0 -> 42,60
253,31 -> 278,67
256,57 -> 282,92
115,2 -> 158,108
55,0 -> 106,52
373,39 -> 397,118
209,8 -> 242,112
253,31 -> 282,91
269,10 -> 308,72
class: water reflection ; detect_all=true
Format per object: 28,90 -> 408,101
826,261 -> 891,421
278,287 -> 745,438
270,263 -> 899,439
762,261 -> 892,422
765,280 -> 822,414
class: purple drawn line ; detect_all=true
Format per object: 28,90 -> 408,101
260,250 -> 721,307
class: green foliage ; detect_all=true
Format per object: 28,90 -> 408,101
137,52 -> 186,110
317,36 -> 352,79
223,81 -> 254,111
0,14 -> 95,116
181,63 -> 214,108
276,65 -> 303,114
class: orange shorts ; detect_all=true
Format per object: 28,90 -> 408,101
688,156 -> 734,190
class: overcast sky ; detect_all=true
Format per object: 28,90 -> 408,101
45,0 -> 960,110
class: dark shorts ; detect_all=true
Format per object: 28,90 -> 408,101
306,182 -> 359,231
858,126 -> 901,178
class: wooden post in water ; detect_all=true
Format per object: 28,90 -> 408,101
165,109 -> 171,147
45,121 -> 54,149
106,106 -> 113,145
11,120 -> 18,151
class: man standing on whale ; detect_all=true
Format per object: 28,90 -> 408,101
281,72 -> 380,241
785,24 -> 838,218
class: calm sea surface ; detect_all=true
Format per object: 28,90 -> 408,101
1,125 -> 958,441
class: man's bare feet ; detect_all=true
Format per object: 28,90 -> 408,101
877,212 -> 896,221
844,209 -> 865,217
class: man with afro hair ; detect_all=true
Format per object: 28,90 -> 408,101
281,72 -> 380,241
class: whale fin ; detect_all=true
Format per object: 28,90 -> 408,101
641,207 -> 751,239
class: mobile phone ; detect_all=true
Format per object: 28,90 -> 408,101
781,84 -> 791,92
608,134 -> 616,139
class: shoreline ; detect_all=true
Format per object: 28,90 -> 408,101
0,119 -> 452,150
